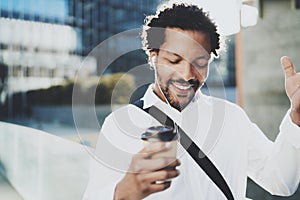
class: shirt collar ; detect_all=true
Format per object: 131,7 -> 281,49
141,83 -> 203,112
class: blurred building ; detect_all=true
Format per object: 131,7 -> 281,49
241,1 -> 300,198
241,0 -> 300,139
67,0 -> 160,55
0,0 -> 89,93
0,18 -> 83,92
67,0 -> 162,75
0,0 -> 95,117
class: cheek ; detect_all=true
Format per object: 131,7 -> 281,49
156,65 -> 175,80
195,68 -> 208,80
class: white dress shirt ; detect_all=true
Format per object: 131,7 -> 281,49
83,84 -> 300,200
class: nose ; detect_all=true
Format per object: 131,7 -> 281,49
178,60 -> 196,81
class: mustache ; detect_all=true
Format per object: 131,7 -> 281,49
170,79 -> 200,86
188,79 -> 199,86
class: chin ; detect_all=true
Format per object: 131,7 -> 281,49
164,88 -> 194,110
169,98 -> 192,111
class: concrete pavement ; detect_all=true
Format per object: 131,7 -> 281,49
0,173 -> 22,200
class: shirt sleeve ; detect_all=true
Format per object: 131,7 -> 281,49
82,158 -> 120,200
278,109 -> 300,148
82,106 -> 146,200
81,115 -> 126,200
82,137 -> 130,200
247,109 -> 300,196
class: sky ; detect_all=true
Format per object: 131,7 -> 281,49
0,0 -> 68,20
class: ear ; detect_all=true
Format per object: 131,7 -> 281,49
149,52 -> 158,69
151,56 -> 157,65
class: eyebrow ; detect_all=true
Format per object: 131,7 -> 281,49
164,50 -> 210,61
164,51 -> 180,58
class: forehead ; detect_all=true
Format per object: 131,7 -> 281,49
159,28 -> 211,60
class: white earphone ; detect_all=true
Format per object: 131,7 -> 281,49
151,56 -> 157,69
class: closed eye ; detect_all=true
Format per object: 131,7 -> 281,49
193,62 -> 208,69
169,59 -> 181,64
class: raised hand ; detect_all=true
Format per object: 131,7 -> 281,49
281,56 -> 300,126
113,142 -> 181,200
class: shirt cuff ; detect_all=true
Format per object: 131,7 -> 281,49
279,109 -> 300,149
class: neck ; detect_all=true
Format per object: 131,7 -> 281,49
152,84 -> 167,103
152,84 -> 186,112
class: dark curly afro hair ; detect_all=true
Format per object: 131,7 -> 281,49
142,3 -> 220,57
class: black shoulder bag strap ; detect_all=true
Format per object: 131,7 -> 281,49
133,100 -> 234,200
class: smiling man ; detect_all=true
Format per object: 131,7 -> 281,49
150,28 -> 210,111
83,3 -> 300,200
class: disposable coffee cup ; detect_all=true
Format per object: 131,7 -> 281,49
141,126 -> 178,159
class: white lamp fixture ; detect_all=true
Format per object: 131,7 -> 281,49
241,4 -> 259,28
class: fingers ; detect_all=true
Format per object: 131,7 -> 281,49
129,141 -> 180,175
137,142 -> 171,159
147,181 -> 171,194
281,56 -> 296,78
136,169 -> 180,196
141,168 -> 180,183
141,142 -> 172,154
139,181 -> 172,196
131,157 -> 180,173
119,145 -> 181,199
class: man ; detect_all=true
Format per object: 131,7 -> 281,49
83,3 -> 300,200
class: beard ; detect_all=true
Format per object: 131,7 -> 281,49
159,78 -> 201,111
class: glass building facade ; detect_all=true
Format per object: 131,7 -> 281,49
67,0 -> 162,75
67,0 -> 160,55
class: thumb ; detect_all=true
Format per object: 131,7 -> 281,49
281,56 -> 296,78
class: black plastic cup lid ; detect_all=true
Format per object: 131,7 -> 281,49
141,126 -> 178,142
